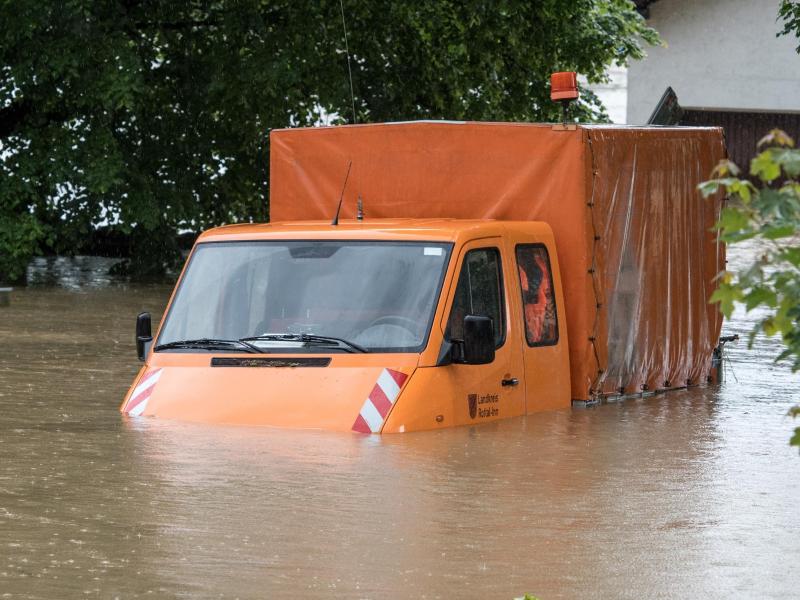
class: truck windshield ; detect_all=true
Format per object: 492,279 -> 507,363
157,241 -> 452,353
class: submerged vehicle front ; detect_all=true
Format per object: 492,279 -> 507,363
121,220 -> 499,432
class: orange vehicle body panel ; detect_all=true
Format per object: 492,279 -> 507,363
121,121 -> 726,433
502,223 -> 571,413
270,121 -> 726,400
121,220 -> 572,432
382,224 -> 571,432
122,354 -> 418,431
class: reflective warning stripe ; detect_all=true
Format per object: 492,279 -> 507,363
125,368 -> 163,416
352,368 -> 408,434
376,369 -> 402,401
359,397 -> 385,432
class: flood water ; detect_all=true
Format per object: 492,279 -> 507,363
1,250 -> 798,599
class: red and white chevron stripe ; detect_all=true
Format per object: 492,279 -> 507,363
124,368 -> 163,417
352,368 -> 408,433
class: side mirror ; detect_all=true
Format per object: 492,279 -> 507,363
136,312 -> 152,361
462,315 -> 495,365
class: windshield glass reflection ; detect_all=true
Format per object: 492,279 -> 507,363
157,241 -> 452,353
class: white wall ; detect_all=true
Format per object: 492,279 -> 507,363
627,0 -> 800,124
588,65 -> 629,124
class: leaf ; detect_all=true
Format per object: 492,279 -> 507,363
780,247 -> 800,268
762,224 -> 797,239
730,180 -> 754,203
697,180 -> 720,198
743,287 -> 777,311
763,316 -> 779,336
750,150 -> 782,182
710,283 -> 742,318
717,207 -> 751,234
757,128 -> 795,149
779,181 -> 800,197
773,148 -> 800,178
711,159 -> 740,178
790,426 -> 800,450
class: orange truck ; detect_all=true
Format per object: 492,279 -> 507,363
121,121 -> 727,433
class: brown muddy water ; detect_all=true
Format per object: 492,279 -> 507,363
0,251 -> 798,599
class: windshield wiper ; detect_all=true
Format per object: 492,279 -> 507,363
240,333 -> 369,353
154,338 -> 264,353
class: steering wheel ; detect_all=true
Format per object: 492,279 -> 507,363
364,315 -> 420,334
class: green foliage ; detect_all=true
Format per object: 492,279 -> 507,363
779,0 -> 800,52
699,129 -> 800,450
0,0 -> 658,280
0,209 -> 42,283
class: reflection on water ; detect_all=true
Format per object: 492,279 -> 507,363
1,248 -> 798,599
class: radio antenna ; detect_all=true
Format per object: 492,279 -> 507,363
331,161 -> 353,226
339,0 -> 357,124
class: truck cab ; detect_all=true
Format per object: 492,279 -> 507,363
122,219 -> 571,432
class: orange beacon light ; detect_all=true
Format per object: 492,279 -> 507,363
550,71 -> 579,101
550,71 -> 579,124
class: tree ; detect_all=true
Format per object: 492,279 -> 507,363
0,0 -> 658,281
699,130 -> 800,449
697,1 -> 800,451
779,0 -> 800,51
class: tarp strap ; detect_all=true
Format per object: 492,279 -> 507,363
587,134 -> 604,399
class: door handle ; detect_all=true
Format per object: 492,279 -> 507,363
501,378 -> 519,387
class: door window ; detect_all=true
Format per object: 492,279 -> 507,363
516,244 -> 558,346
446,248 -> 505,347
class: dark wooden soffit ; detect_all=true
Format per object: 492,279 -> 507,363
681,108 -> 800,172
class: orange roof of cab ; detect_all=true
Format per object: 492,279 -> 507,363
198,219 -> 555,243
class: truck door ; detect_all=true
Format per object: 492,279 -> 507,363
441,239 -> 526,424
510,240 -> 571,412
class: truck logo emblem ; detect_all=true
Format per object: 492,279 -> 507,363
468,394 -> 478,419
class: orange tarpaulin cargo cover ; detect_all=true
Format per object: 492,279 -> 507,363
269,122 -> 725,402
